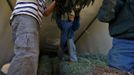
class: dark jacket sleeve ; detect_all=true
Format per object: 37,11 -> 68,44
98,0 -> 125,23
56,14 -> 63,30
72,16 -> 80,31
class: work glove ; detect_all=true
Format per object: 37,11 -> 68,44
73,5 -> 82,16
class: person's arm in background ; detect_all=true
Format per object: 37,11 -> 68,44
44,0 -> 56,17
56,13 -> 63,30
98,0 -> 126,22
72,6 -> 81,31
72,16 -> 80,31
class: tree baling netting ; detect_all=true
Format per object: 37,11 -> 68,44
38,53 -> 109,75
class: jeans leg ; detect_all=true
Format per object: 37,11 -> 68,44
108,38 -> 134,73
67,39 -> 78,62
7,15 -> 39,75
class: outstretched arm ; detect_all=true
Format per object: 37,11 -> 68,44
72,7 -> 81,31
56,13 -> 63,30
44,0 -> 56,17
72,16 -> 80,31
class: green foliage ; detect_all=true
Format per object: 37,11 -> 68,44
38,53 -> 108,75
38,56 -> 61,75
79,52 -> 107,67
51,57 -> 60,75
79,52 -> 107,63
59,53 -> 107,75
52,0 -> 95,20
60,57 -> 92,75
56,0 -> 95,14
38,56 -> 52,75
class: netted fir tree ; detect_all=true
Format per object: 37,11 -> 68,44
52,0 -> 95,20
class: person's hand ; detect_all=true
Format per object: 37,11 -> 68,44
73,5 -> 82,16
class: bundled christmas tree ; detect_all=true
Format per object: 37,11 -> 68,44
56,0 -> 95,14
52,0 -> 95,20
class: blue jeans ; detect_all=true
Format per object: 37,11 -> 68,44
108,38 -> 134,74
67,39 -> 78,62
